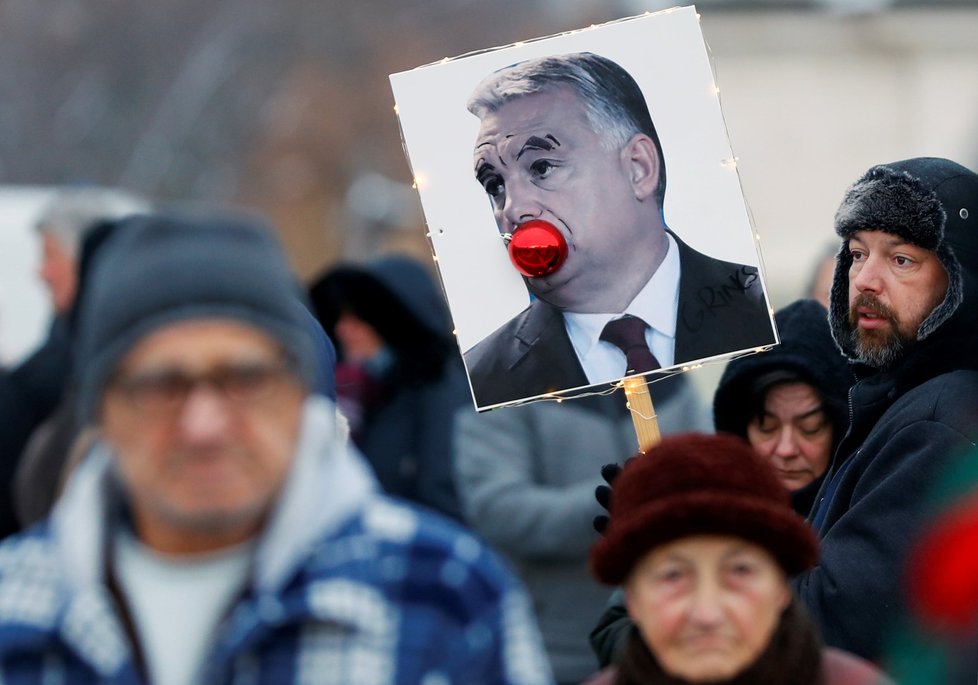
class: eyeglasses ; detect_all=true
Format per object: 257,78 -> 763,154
107,360 -> 298,412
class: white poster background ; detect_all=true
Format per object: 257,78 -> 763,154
390,6 -> 774,405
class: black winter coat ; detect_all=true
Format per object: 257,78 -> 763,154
310,255 -> 469,520
796,331 -> 978,660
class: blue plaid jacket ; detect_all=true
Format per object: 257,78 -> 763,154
0,399 -> 554,685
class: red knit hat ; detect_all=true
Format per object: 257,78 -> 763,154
590,432 -> 819,585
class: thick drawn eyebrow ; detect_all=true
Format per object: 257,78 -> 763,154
474,159 -> 499,182
474,142 -> 507,171
516,134 -> 561,160
475,142 -> 503,161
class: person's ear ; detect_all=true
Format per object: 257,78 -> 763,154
621,133 -> 660,203
777,579 -> 792,612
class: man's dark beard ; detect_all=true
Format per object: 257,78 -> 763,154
847,293 -> 916,368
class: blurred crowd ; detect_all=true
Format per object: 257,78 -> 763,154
0,158 -> 977,683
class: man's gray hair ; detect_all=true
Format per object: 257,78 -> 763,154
35,187 -> 150,257
467,52 -> 667,206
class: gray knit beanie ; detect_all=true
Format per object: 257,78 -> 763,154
75,212 -> 318,420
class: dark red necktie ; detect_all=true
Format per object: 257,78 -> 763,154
600,315 -> 661,374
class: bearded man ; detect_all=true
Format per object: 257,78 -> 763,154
796,157 -> 978,660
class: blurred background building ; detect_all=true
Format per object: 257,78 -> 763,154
2,0 -> 977,362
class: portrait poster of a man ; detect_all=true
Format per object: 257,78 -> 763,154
391,7 -> 777,410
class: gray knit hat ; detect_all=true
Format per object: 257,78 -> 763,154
75,212 -> 318,420
829,157 -> 978,361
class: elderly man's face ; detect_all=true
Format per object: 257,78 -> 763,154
473,87 -> 658,312
100,319 -> 306,554
847,230 -> 948,367
38,233 -> 77,315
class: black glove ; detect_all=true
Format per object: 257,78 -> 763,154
593,460 -> 630,535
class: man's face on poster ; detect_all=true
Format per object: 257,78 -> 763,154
473,86 -> 652,311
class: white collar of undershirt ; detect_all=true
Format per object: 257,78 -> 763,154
564,231 -> 680,358
113,528 -> 254,685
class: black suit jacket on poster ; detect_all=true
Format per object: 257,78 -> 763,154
464,233 -> 776,408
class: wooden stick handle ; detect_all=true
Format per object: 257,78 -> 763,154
622,376 -> 661,453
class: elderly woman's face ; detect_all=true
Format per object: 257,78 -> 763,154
625,535 -> 790,682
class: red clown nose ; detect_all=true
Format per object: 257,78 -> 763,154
507,220 -> 568,278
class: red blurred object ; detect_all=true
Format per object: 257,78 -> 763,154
508,220 -> 568,278
906,497 -> 978,631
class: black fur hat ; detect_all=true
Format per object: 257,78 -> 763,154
829,157 -> 978,361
